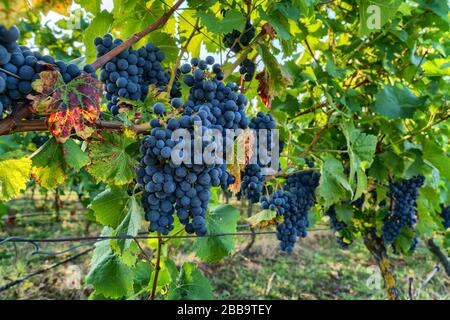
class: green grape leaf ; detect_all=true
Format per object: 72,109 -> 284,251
178,8 -> 202,58
85,252 -> 134,298
196,9 -> 245,34
113,197 -> 142,253
167,262 -> 214,300
420,138 -> 450,181
373,84 -> 422,119
273,1 -> 301,20
149,257 -> 179,297
247,209 -> 277,227
86,131 -> 137,186
0,157 -> 31,201
63,139 -> 90,170
296,0 -> 316,17
422,58 -> 450,77
358,0 -> 402,36
194,204 -> 240,263
90,227 -> 114,270
417,187 -> 441,235
133,260 -> 153,293
317,155 -> 353,208
31,138 -> 65,188
415,0 -> 449,20
84,10 -> 113,63
341,121 -> 377,199
335,204 -> 354,224
188,0 -> 217,9
89,186 -> 130,228
31,138 -> 88,189
75,0 -> 101,15
392,228 -> 416,253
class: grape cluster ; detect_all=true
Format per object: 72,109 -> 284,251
138,118 -> 220,236
326,206 -> 350,249
95,34 -> 174,115
239,58 -> 256,82
260,171 -> 320,253
441,206 -> 450,230
0,25 -> 96,118
138,56 -> 251,235
382,175 -> 425,244
248,112 -> 279,168
239,164 -> 264,203
181,56 -> 251,190
180,57 -> 249,132
278,171 -> 320,252
261,191 -> 297,253
223,21 -> 256,53
260,190 -> 291,215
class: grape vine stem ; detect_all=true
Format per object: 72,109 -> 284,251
150,232 -> 162,300
363,229 -> 400,300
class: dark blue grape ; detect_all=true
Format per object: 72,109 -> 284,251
382,176 -> 425,244
153,102 -> 165,115
441,206 -> 450,230
83,64 -> 95,73
262,171 -> 320,253
223,20 -> 255,53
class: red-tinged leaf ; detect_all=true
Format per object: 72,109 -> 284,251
47,105 -> 99,143
28,72 -> 103,143
47,109 -> 76,143
256,71 -> 272,109
262,23 -> 276,39
73,107 -> 96,140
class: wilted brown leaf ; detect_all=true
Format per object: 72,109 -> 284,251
256,71 -> 272,109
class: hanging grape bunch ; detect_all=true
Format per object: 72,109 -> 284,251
382,176 -> 425,245
239,58 -> 256,82
441,206 -> 450,230
137,56 -> 251,236
260,171 -> 321,253
95,34 -> 180,115
239,164 -> 265,203
0,25 -> 96,118
223,20 -> 256,53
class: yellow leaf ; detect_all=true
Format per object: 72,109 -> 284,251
0,157 -> 32,200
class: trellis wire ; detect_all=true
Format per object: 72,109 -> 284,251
0,225 -> 333,245
0,230 -> 277,244
0,248 -> 94,293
